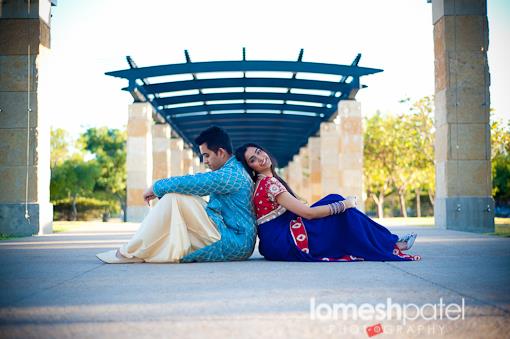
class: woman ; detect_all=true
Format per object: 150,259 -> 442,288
235,143 -> 420,262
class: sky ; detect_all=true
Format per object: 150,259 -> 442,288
44,0 -> 510,136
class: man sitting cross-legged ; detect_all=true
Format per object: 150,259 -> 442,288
96,126 -> 256,263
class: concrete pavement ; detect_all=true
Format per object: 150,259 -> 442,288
0,222 -> 509,338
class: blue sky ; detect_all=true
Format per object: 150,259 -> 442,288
44,0 -> 510,136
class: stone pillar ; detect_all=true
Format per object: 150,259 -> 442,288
280,167 -> 289,182
308,136 -> 322,203
291,154 -> 304,199
291,154 -> 303,199
152,124 -> 171,180
170,137 -> 184,176
320,122 -> 341,196
338,100 -> 364,212
192,156 -> 201,174
151,124 -> 170,207
182,148 -> 194,175
287,160 -> 298,194
0,0 -> 54,236
126,102 -> 153,222
432,0 -> 494,232
299,146 -> 311,204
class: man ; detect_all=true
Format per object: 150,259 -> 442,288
97,126 -> 256,263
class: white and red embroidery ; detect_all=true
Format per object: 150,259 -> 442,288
392,246 -> 421,261
289,217 -> 364,262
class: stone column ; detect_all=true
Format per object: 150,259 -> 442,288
338,100 -> 364,212
182,148 -> 194,175
432,0 -> 494,232
280,167 -> 289,182
170,137 -> 184,176
320,122 -> 341,196
126,102 -> 153,222
151,124 -> 170,207
0,0 -> 54,236
292,154 -> 303,199
299,146 -> 311,204
192,156 -> 201,174
308,136 -> 322,203
287,160 -> 298,194
152,124 -> 171,180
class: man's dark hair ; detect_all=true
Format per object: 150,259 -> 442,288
194,126 -> 233,154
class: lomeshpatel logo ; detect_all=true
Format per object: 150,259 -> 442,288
310,297 -> 465,325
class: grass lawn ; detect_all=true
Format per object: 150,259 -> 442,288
52,221 -> 96,233
493,218 -> 510,237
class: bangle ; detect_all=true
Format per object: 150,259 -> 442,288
328,201 -> 346,215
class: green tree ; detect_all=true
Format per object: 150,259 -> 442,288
50,156 -> 100,220
364,112 -> 396,218
364,97 -> 435,218
79,127 -> 127,219
50,127 -> 71,168
491,118 -> 510,204
406,96 -> 435,216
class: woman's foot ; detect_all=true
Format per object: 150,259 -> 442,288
396,233 -> 418,251
406,233 -> 417,250
396,241 -> 408,251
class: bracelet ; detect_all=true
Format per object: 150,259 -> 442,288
328,201 -> 346,215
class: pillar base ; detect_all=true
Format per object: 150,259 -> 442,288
127,206 -> 149,222
0,202 -> 53,236
434,196 -> 494,232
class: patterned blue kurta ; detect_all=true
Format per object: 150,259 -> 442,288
152,157 -> 256,262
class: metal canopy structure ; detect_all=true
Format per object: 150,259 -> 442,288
106,50 -> 382,166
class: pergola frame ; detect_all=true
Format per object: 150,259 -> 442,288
106,49 -> 382,166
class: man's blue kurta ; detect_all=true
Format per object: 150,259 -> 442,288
152,157 -> 256,262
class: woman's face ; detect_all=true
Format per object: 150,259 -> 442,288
244,146 -> 272,173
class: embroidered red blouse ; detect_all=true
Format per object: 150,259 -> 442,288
253,175 -> 288,225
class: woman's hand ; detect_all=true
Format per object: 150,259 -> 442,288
343,196 -> 358,209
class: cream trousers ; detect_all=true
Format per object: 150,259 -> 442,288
119,193 -> 221,263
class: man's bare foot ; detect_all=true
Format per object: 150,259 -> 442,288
115,249 -> 127,259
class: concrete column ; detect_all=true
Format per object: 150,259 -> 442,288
152,124 -> 171,180
199,162 -> 207,173
288,154 -> 304,199
291,154 -> 303,199
0,0 -> 54,236
287,160 -> 298,194
170,137 -> 184,176
299,146 -> 311,204
320,122 -> 341,196
338,100 -> 364,211
280,167 -> 289,182
182,148 -> 194,175
192,156 -> 202,174
308,136 -> 322,203
126,102 -> 153,222
432,0 -> 494,232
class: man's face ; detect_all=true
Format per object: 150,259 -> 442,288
199,143 -> 227,171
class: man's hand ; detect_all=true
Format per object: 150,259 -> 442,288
143,185 -> 157,206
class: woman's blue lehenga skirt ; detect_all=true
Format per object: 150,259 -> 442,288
257,194 -> 420,262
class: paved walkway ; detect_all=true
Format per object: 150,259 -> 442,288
0,222 -> 509,338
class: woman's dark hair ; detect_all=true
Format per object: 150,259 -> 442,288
195,126 -> 233,154
235,143 -> 297,198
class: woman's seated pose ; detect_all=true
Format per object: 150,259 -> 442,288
235,143 -> 420,262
